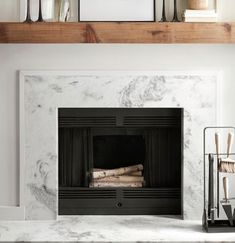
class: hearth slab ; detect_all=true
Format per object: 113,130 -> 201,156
0,216 -> 234,242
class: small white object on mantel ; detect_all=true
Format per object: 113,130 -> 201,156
20,0 -> 55,22
183,10 -> 218,23
183,0 -> 218,22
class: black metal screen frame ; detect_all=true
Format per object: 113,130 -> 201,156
58,108 -> 184,216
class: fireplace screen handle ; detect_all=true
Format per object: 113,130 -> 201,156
116,202 -> 123,208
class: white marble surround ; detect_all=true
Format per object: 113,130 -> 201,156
20,71 -> 220,220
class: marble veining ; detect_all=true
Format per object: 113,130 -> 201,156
1,216 -> 235,242
21,71 -> 219,220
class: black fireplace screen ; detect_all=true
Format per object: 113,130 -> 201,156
58,108 -> 183,215
59,128 -> 90,187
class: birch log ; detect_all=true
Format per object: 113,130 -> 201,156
92,164 -> 143,179
129,171 -> 142,176
94,175 -> 144,183
92,168 -> 103,172
90,182 -> 143,188
92,168 -> 143,176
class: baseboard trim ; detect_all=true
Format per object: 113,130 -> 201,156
0,206 -> 25,220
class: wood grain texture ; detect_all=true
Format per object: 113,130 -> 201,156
0,22 -> 235,43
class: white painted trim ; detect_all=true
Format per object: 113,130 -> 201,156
19,72 -> 26,209
0,207 -> 25,221
18,70 -> 221,77
0,72 -> 27,221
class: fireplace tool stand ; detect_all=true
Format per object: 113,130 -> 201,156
203,127 -> 235,233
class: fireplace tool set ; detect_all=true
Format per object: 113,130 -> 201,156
203,127 -> 235,232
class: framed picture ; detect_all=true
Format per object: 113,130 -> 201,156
79,0 -> 156,22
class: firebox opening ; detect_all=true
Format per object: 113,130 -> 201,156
93,134 -> 146,170
58,108 -> 183,215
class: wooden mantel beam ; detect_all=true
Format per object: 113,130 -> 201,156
0,22 -> 234,44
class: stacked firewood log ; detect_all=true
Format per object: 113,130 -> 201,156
89,164 -> 144,188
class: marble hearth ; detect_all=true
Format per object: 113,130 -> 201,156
20,71 -> 219,220
1,216 -> 235,242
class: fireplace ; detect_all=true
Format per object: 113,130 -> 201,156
58,108 -> 183,215
20,71 -> 218,220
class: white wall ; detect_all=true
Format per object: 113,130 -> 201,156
0,1 -> 235,207
1,44 -> 235,206
0,0 -> 20,22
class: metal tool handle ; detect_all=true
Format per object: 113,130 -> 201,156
227,132 -> 234,157
215,132 -> 220,158
223,177 -> 229,202
208,154 -> 214,222
215,132 -> 221,218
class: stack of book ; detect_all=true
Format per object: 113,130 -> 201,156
183,9 -> 218,22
